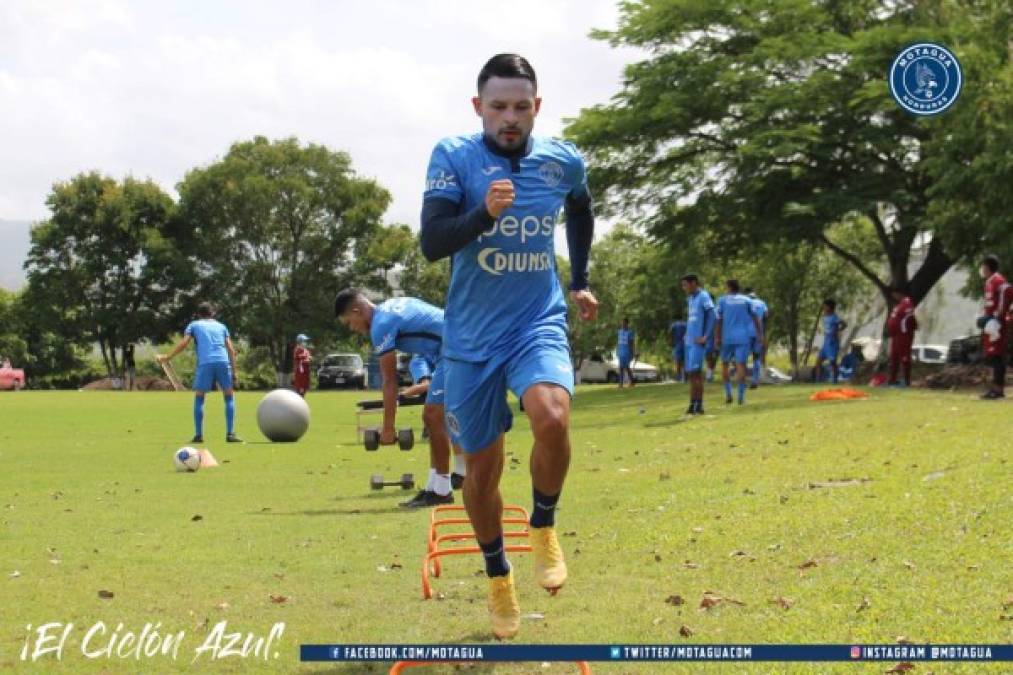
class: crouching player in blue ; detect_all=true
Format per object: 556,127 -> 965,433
715,280 -> 763,405
420,54 -> 598,639
680,275 -> 715,415
669,319 -> 687,382
334,290 -> 456,508
814,299 -> 847,383
158,302 -> 241,443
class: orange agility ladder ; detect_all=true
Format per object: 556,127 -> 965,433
422,505 -> 531,600
390,660 -> 592,674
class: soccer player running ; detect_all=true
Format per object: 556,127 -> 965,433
680,274 -> 715,415
419,54 -> 597,639
744,288 -> 769,388
158,302 -> 241,443
334,291 -> 457,508
715,280 -> 763,405
886,287 -> 917,387
292,334 -> 313,397
668,319 -> 687,383
978,255 -> 1012,399
617,317 -> 636,388
813,299 -> 847,384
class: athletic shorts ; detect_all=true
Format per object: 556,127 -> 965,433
685,344 -> 707,373
410,356 -> 434,384
819,342 -> 840,363
721,342 -> 750,364
425,359 -> 446,406
672,345 -> 685,362
444,327 -> 573,453
618,350 -> 632,369
194,362 -> 232,392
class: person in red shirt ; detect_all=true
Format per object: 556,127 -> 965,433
979,255 -> 1012,400
292,334 -> 313,397
887,285 -> 918,386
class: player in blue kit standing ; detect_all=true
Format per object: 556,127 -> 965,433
714,280 -> 764,405
680,275 -> 715,415
745,288 -> 768,388
814,299 -> 847,384
419,54 -> 597,639
158,302 -> 242,443
334,290 -> 458,508
617,317 -> 636,388
669,319 -> 687,382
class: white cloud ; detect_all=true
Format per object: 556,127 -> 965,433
0,0 -> 640,228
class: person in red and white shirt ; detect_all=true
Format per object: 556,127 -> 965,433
292,334 -> 313,397
887,286 -> 918,386
979,255 -> 1012,399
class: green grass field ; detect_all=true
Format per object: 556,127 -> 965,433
1,384 -> 1009,674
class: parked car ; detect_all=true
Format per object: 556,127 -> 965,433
911,344 -> 948,365
577,352 -> 660,384
0,361 -> 26,390
396,352 -> 414,387
317,353 -> 366,389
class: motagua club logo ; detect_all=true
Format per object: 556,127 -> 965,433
889,42 -> 962,116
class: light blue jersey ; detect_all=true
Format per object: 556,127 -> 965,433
748,297 -> 768,339
423,133 -> 588,361
685,290 -> 715,345
716,293 -> 756,345
823,313 -> 843,348
369,297 -> 444,363
617,327 -> 635,355
185,319 -> 230,365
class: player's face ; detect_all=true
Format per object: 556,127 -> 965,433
338,310 -> 368,336
680,280 -> 696,294
980,264 -> 990,279
473,77 -> 541,152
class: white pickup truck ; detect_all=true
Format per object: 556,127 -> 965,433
576,352 -> 659,384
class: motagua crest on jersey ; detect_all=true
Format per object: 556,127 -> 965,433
538,161 -> 564,187
889,42 -> 962,116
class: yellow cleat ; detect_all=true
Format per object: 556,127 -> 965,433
529,526 -> 567,593
487,570 -> 521,639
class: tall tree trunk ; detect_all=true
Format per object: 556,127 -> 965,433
98,338 -> 112,377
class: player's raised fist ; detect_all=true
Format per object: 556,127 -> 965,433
484,179 -> 515,218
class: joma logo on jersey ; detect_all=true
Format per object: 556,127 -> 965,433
477,248 -> 553,276
425,170 -> 458,192
478,214 -> 556,244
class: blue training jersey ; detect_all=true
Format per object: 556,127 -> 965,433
748,298 -> 768,338
617,327 -> 634,353
716,293 -> 756,345
422,133 -> 588,361
823,313 -> 843,346
370,298 -> 444,364
685,290 -> 715,345
184,319 -> 230,365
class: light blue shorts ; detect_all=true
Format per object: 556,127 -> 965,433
425,359 -> 446,406
194,362 -> 232,392
685,344 -> 707,373
721,342 -> 750,364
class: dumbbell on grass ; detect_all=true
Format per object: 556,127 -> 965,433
363,428 -> 415,451
369,473 -> 415,491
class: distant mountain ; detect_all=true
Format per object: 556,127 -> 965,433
0,219 -> 32,290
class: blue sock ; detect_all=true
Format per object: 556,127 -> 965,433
479,536 -> 510,578
724,381 -> 732,399
193,395 -> 205,437
738,382 -> 746,403
752,360 -> 761,384
530,488 -> 560,528
224,395 -> 236,434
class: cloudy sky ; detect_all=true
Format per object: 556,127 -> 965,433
0,0 -> 639,229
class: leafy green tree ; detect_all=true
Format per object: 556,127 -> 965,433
23,173 -> 186,378
567,0 -> 1013,322
364,224 -> 416,293
176,137 -> 391,382
399,238 -> 451,307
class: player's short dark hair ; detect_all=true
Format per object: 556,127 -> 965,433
982,254 -> 1000,273
823,298 -> 837,310
334,288 -> 364,317
681,274 -> 699,284
726,279 -> 740,293
477,54 -> 537,95
196,302 -> 214,318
